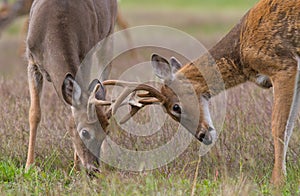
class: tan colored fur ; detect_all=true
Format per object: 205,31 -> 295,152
25,0 -> 117,170
156,0 -> 299,185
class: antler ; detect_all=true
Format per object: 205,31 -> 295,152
118,92 -> 162,124
89,80 -> 165,124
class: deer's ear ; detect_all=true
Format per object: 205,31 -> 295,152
170,57 -> 183,73
88,79 -> 106,100
62,74 -> 82,106
151,54 -> 173,80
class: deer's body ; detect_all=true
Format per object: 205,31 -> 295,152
180,0 -> 299,94
26,0 -> 117,170
145,0 -> 299,185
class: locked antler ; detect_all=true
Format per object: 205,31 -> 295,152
88,80 -> 166,124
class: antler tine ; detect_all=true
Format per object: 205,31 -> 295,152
137,92 -> 152,98
138,97 -> 161,104
118,93 -> 161,124
102,80 -> 140,88
93,100 -> 112,106
128,91 -> 143,107
119,98 -> 162,124
89,84 -> 113,106
111,87 -> 134,115
101,80 -> 166,123
103,80 -> 166,102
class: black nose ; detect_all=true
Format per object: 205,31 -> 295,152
198,133 -> 205,142
196,128 -> 213,145
199,133 -> 212,145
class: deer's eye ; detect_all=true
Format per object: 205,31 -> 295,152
172,104 -> 181,114
81,129 -> 91,140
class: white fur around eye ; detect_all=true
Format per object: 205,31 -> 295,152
170,110 -> 181,118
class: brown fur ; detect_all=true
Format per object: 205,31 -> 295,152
0,0 -> 133,56
26,0 -> 117,170
156,0 -> 299,186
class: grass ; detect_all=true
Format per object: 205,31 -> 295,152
120,0 -> 258,11
0,158 -> 299,195
0,0 -> 300,195
4,18 -> 26,36
0,71 -> 299,195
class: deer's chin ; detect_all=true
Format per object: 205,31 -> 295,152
196,127 -> 217,145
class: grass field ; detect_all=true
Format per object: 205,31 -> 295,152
0,0 -> 300,195
120,0 -> 258,10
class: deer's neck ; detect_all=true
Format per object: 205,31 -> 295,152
178,16 -> 248,97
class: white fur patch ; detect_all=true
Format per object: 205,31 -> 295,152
282,56 -> 300,174
201,97 -> 214,129
256,74 -> 268,85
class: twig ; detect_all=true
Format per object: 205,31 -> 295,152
191,155 -> 201,196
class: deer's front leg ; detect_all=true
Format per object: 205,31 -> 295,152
271,71 -> 296,185
26,63 -> 43,168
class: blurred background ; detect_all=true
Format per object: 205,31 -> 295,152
119,0 -> 258,45
0,0 -> 259,77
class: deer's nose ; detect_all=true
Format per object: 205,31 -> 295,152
196,126 -> 216,145
198,132 -> 212,145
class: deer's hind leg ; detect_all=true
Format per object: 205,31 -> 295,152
270,65 -> 297,186
26,63 -> 43,168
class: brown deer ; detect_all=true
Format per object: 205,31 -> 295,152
97,0 -> 300,185
26,0 -> 117,171
0,0 -> 134,56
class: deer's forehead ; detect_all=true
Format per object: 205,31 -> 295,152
72,107 -> 89,120
162,79 -> 196,97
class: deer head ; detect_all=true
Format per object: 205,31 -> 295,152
149,54 -> 217,145
98,53 -> 217,146
62,74 -> 110,171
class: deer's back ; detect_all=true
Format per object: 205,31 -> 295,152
240,0 -> 299,75
26,0 -> 117,99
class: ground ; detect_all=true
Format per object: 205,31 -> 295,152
0,0 -> 299,195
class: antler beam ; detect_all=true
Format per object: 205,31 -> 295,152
92,80 -> 165,124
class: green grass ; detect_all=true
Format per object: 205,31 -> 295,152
5,18 -> 25,36
120,0 -> 258,11
0,158 -> 299,195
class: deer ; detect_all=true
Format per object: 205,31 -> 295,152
93,0 -> 300,185
0,0 -> 135,57
25,0 -> 117,171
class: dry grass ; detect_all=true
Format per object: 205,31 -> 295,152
1,38 -> 299,195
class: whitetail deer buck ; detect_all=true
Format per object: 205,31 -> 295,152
0,0 -> 134,56
26,0 -> 117,171
96,0 -> 300,185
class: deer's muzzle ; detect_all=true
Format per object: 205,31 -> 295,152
195,126 -> 216,145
